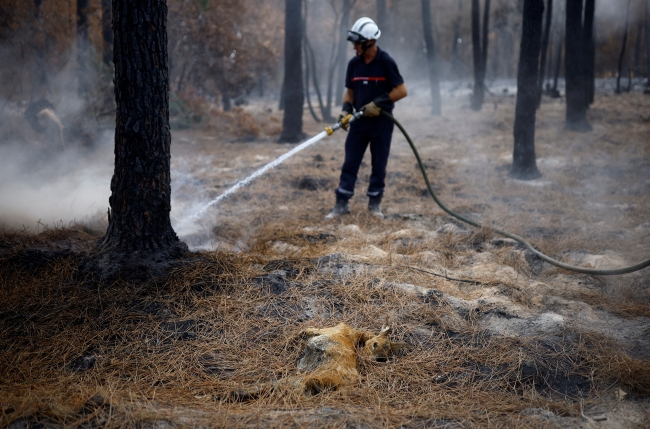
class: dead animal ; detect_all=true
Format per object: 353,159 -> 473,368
24,99 -> 66,150
227,322 -> 405,401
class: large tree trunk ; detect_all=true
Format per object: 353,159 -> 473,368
616,0 -> 632,94
279,0 -> 304,143
512,0 -> 544,180
471,0 -> 484,110
335,0 -> 352,107
90,0 -> 186,283
536,0 -> 552,108
77,0 -> 91,96
101,0 -> 113,66
565,0 -> 590,130
421,0 -> 441,115
583,0 -> 595,105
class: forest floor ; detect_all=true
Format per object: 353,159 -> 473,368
1,83 -> 650,428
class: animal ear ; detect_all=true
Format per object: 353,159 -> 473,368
390,341 -> 406,351
379,326 -> 391,337
360,332 -> 375,343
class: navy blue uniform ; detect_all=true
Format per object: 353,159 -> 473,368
335,47 -> 404,200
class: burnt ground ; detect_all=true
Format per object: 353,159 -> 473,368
1,84 -> 650,428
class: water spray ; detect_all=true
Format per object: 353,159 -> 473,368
181,111 -> 364,224
178,108 -> 649,275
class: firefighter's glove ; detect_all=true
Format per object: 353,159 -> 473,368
339,101 -> 354,131
362,101 -> 381,117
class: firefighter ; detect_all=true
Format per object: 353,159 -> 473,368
325,17 -> 408,220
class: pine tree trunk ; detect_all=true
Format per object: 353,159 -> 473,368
512,0 -> 543,179
421,0 -> 441,115
565,0 -> 590,130
100,0 -> 182,255
583,0 -> 595,105
77,0 -> 91,95
552,28 -> 562,95
646,0 -> 650,87
101,0 -> 113,66
279,0 -> 304,143
481,0 -> 491,80
616,0 -> 632,94
471,0 -> 484,110
537,0 -> 553,108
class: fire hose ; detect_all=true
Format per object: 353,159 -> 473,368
326,110 -> 650,275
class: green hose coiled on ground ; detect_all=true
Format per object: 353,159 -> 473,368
381,110 -> 650,275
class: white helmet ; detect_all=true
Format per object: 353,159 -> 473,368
347,17 -> 381,43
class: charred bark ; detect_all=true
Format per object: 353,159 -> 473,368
101,0 -> 113,67
421,0 -> 441,115
646,0 -> 650,87
84,0 -> 187,283
471,0 -> 490,110
565,0 -> 590,130
512,0 -> 543,180
279,0 -> 304,143
536,0 -> 552,108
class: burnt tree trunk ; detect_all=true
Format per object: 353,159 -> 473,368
481,0 -> 491,79
335,0 -> 352,107
646,0 -> 649,87
552,28 -> 562,96
101,0 -> 113,66
92,0 -> 186,282
512,0 -> 543,180
565,0 -> 590,130
583,0 -> 595,104
536,0 -> 552,108
279,0 -> 304,143
616,0 -> 632,94
421,0 -> 441,115
471,0 -> 483,109
77,0 -> 91,95
471,0 -> 490,110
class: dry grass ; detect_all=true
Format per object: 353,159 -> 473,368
2,91 -> 650,427
1,224 -> 649,428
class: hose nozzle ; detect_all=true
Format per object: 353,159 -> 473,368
325,111 -> 364,136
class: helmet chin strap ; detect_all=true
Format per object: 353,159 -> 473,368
358,40 -> 376,56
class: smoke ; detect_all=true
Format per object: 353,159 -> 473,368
0,49 -> 116,232
0,129 -> 113,231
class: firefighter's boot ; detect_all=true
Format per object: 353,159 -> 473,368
325,197 -> 350,220
368,194 -> 384,219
